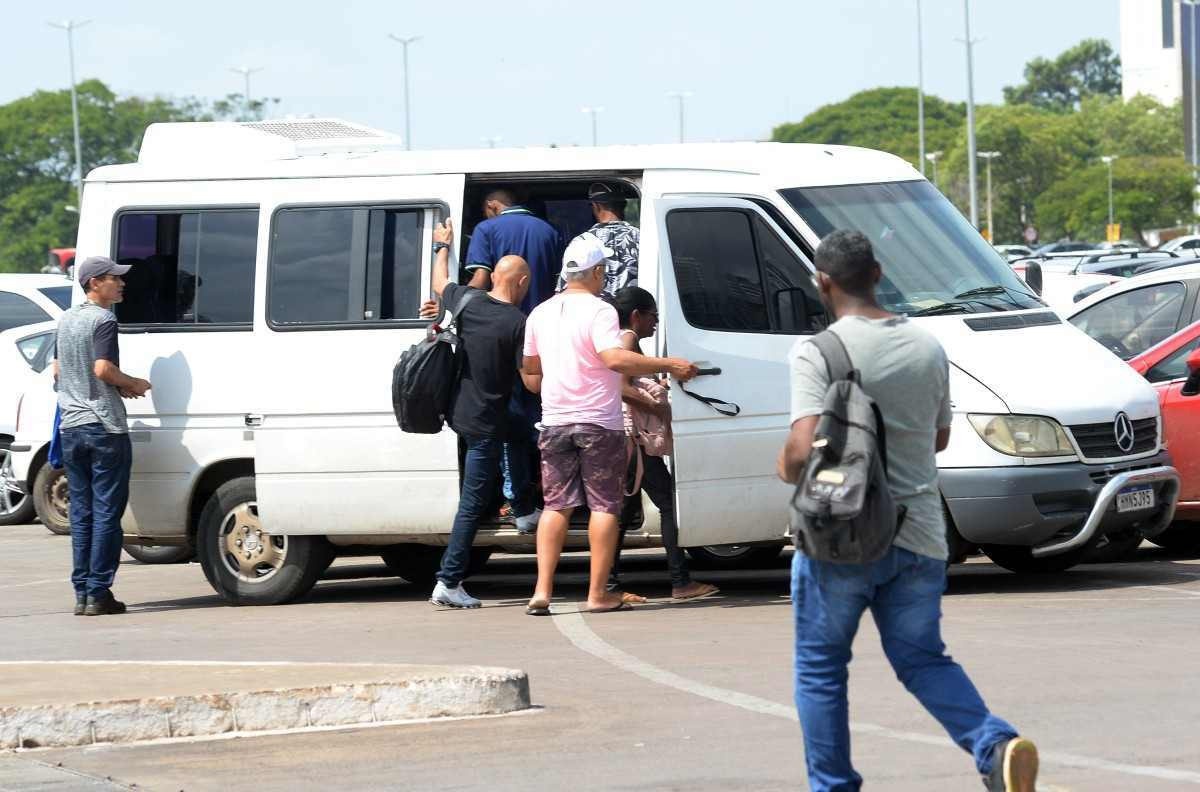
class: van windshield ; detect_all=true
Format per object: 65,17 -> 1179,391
781,181 -> 1042,315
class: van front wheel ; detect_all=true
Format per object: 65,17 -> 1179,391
686,543 -> 783,570
980,543 -> 1090,574
196,477 -> 328,605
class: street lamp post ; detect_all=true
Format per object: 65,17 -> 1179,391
1101,155 -> 1118,236
916,0 -> 926,175
925,151 -> 943,188
581,106 -> 604,146
666,91 -> 692,143
978,151 -> 1001,241
229,66 -> 263,118
48,19 -> 90,203
387,34 -> 421,150
961,0 -> 980,228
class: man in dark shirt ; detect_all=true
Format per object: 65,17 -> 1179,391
464,188 -> 561,314
429,219 -> 533,608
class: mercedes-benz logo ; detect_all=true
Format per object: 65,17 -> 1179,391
1113,412 -> 1135,453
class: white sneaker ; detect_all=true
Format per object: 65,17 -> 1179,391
515,508 -> 542,535
430,580 -> 482,609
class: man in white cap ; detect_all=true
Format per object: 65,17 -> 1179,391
54,256 -> 151,616
521,233 -> 699,614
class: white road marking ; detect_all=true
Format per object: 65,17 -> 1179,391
551,606 -> 1200,785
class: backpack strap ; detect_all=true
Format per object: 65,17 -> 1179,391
809,329 -> 856,383
448,287 -> 481,332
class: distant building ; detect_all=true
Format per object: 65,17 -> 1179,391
1121,0 -> 1200,161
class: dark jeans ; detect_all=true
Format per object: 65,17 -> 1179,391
501,386 -> 539,519
791,546 -> 1017,791
438,436 -> 502,587
62,424 -> 132,600
613,448 -> 690,589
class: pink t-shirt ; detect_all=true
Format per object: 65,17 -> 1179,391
524,291 -> 624,430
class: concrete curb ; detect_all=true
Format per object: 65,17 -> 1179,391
0,666 -> 530,750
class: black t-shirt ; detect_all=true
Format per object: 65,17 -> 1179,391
444,283 -> 527,439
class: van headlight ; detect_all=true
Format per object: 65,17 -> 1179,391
967,414 -> 1075,458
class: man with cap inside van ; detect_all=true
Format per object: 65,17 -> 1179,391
521,232 -> 699,615
557,183 -> 640,296
54,256 -> 152,616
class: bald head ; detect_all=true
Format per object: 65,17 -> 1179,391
491,255 -> 531,305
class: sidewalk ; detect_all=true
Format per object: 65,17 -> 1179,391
0,662 -> 530,750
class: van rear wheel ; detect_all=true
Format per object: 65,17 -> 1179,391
196,476 -> 328,605
980,543 -> 1090,574
32,463 -> 70,535
686,543 -> 783,570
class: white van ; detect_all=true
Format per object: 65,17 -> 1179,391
74,119 -> 1179,605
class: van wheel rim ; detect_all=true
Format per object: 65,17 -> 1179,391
48,472 -> 69,519
1,452 -> 26,516
701,544 -> 754,558
218,502 -> 287,583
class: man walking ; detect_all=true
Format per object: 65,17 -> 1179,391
428,220 -> 532,608
55,256 -> 151,616
777,230 -> 1038,791
522,233 -> 698,615
556,183 -> 640,296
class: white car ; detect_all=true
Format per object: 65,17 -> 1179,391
0,321 -> 57,526
994,244 -> 1033,260
1158,235 -> 1200,254
0,274 -> 74,332
1010,254 -> 1123,314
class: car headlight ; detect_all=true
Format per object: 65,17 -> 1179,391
967,414 -> 1075,458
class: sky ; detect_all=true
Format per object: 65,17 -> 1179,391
1,0 -> 1121,150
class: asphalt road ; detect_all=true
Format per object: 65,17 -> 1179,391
2,523 -> 1199,791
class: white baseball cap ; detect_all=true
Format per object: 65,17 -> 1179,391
561,232 -> 614,274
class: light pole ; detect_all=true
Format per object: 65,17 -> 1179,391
229,66 -> 263,118
666,90 -> 692,143
961,0 -> 980,229
581,106 -> 604,146
916,0 -> 926,175
1186,2 -> 1200,233
1101,155 -> 1118,236
925,150 -> 943,189
387,34 -> 421,150
48,19 -> 90,203
978,151 -> 1001,241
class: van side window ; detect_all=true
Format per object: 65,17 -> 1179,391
114,210 -> 259,327
666,209 -> 823,334
269,206 -> 424,326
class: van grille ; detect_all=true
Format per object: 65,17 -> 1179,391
1068,418 -> 1157,460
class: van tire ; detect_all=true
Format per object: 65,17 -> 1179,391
124,543 -> 195,564
32,464 -> 70,535
196,476 -> 328,605
686,543 -> 784,570
980,543 -> 1090,574
1082,531 -> 1143,563
380,545 -> 444,586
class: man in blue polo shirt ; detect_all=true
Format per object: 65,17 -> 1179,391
465,188 -> 562,314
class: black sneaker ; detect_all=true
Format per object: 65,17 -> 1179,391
84,596 -> 127,616
73,597 -> 86,616
983,737 -> 1038,792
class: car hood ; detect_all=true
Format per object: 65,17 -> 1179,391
920,313 -> 1160,424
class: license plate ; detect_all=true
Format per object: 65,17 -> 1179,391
1116,486 -> 1155,513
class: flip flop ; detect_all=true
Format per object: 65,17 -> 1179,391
619,591 -> 648,605
585,601 -> 633,614
672,583 -> 720,601
526,602 -> 551,616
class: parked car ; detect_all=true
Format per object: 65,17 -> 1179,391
994,244 -> 1033,260
1066,263 -> 1200,362
1072,251 -> 1177,278
1123,323 -> 1200,552
1132,256 -> 1200,277
1158,234 -> 1200,254
0,273 -> 73,333
1010,253 -> 1122,313
1033,240 -> 1098,255
0,321 -> 57,526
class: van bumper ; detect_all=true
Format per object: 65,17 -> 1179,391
940,453 -> 1180,557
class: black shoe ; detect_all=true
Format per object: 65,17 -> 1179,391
983,737 -> 1038,792
84,596 -> 127,616
73,597 -> 86,616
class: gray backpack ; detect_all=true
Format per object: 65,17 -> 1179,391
789,330 -> 906,564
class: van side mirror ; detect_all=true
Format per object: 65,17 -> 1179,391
773,287 -> 826,333
1023,261 -> 1043,296
1182,348 -> 1200,397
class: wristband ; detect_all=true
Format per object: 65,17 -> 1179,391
432,241 -> 450,253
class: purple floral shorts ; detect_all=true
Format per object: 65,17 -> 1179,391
537,423 -> 627,515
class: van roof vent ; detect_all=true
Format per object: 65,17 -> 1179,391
963,311 -> 1060,331
136,118 -> 405,166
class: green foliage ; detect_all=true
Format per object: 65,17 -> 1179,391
1002,38 -> 1122,111
771,87 -> 964,170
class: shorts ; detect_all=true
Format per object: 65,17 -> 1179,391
538,423 -> 626,515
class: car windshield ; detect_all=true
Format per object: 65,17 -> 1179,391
38,285 -> 73,310
781,181 -> 1042,315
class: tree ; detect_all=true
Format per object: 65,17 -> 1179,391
1003,39 -> 1122,111
0,80 -> 212,273
771,87 -> 965,170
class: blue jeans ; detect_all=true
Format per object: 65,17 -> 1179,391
62,424 -> 132,600
791,546 -> 1016,791
438,436 -> 503,587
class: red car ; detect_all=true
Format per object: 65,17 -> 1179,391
1128,321 -> 1200,549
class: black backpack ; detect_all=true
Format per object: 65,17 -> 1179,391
789,330 -> 906,564
392,289 -> 479,433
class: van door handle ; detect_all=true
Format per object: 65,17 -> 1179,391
695,367 -> 722,376
244,414 -> 263,427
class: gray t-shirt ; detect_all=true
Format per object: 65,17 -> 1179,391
788,315 -> 951,560
55,302 -> 128,434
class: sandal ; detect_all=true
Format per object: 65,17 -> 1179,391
672,583 -> 720,601
585,601 -> 633,613
526,600 -> 551,616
